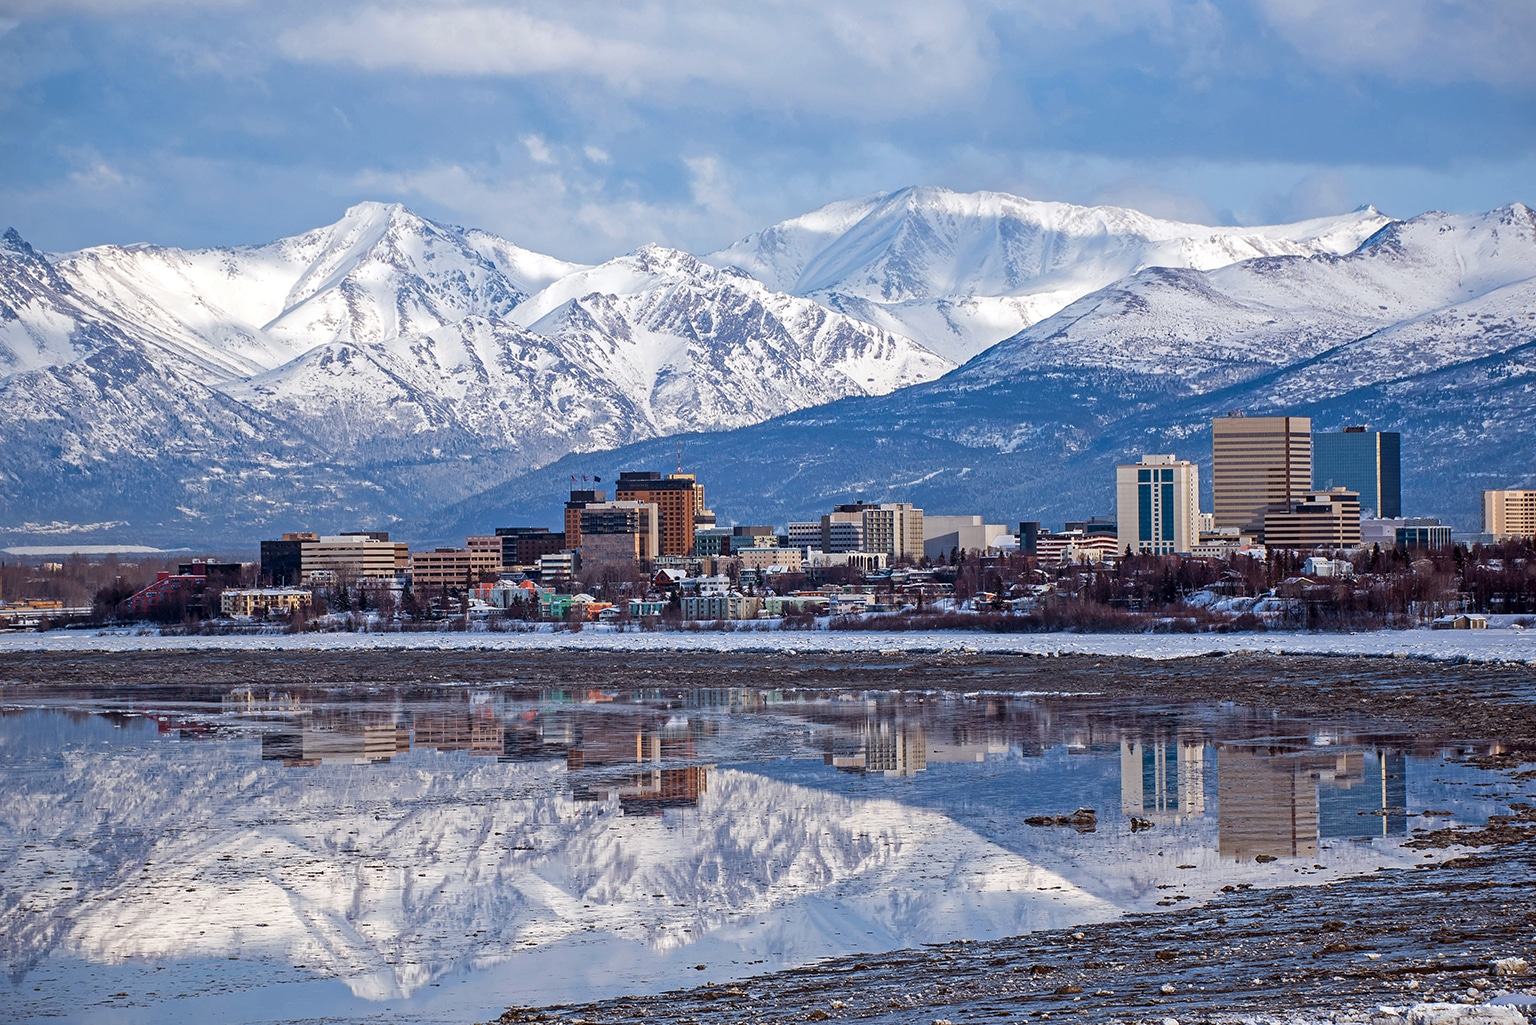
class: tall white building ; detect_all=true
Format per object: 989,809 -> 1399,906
1116,454 -> 1200,556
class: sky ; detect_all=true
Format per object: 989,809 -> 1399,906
1,0 -> 1533,263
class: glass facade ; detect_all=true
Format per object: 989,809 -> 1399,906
1312,430 -> 1400,518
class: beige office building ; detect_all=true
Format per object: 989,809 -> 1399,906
1115,454 -> 1200,555
823,502 -> 924,560
1262,489 -> 1362,550
580,501 -> 661,567
1212,414 -> 1312,533
1483,489 -> 1536,540
411,544 -> 501,590
301,534 -> 410,583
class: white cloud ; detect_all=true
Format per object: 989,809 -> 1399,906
1254,0 -> 1536,88
277,0 -> 998,116
520,133 -> 555,165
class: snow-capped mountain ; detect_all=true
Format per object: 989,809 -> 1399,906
0,205 -> 949,542
709,186 -> 1390,363
4,191 -> 1534,546
445,204 -> 1536,537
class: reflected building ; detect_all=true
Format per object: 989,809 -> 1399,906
1216,746 -> 1404,860
1319,749 -> 1408,839
1120,738 -> 1208,823
414,711 -> 503,757
825,719 -> 928,777
261,716 -> 410,767
566,717 -> 710,814
1217,747 -> 1320,860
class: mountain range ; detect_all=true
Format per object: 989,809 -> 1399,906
1,188 -> 1532,548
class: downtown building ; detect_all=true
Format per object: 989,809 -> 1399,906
1312,426 -> 1401,518
615,472 -> 712,556
1483,489 -> 1536,540
1262,489 -> 1362,550
1211,414 -> 1312,535
1115,454 -> 1200,556
580,501 -> 661,568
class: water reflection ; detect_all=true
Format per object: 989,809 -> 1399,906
0,684 -> 1521,1025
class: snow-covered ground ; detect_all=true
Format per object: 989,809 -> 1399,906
3,626 -> 1535,663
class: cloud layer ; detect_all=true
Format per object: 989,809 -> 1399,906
0,0 -> 1531,260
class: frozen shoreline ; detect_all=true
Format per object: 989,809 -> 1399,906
1,625 -> 1535,663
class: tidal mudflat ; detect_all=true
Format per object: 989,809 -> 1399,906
1,651 -> 1533,1025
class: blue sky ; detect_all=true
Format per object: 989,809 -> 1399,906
2,0 -> 1533,262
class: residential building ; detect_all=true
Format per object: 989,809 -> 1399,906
119,563 -> 225,617
615,471 -> 706,556
680,593 -> 763,620
1212,413 -> 1313,533
1262,489 -> 1362,550
1312,426 -> 1401,518
221,588 -> 313,618
495,526 -> 567,568
564,489 -> 607,549
1115,454 -> 1200,556
922,515 -> 1009,560
1483,489 -> 1536,540
580,501 -> 661,567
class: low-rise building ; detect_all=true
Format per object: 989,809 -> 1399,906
411,545 -> 500,592
923,515 -> 1010,560
221,588 -> 313,618
494,527 -> 566,568
298,532 -> 410,584
1262,489 -> 1361,550
735,546 -> 803,573
680,593 -> 762,620
538,551 -> 579,585
1397,518 -> 1453,549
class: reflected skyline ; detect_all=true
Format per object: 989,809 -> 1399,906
0,683 -> 1520,1025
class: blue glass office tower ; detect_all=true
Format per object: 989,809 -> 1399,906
1312,428 -> 1401,518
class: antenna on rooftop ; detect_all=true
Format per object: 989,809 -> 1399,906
677,440 -> 682,473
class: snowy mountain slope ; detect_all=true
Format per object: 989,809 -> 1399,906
0,739 -> 1117,1005
440,205 -> 1536,538
512,245 -> 952,410
50,203 -> 537,382
0,204 -> 955,543
959,205 -> 1536,391
709,186 -> 1391,363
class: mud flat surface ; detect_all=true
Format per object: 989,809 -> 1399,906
5,648 -> 1536,746
492,839 -> 1536,1025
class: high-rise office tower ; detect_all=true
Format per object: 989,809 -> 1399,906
1116,454 -> 1200,555
1211,414 -> 1312,532
1483,489 -> 1536,540
1312,426 -> 1401,518
615,472 -> 705,556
